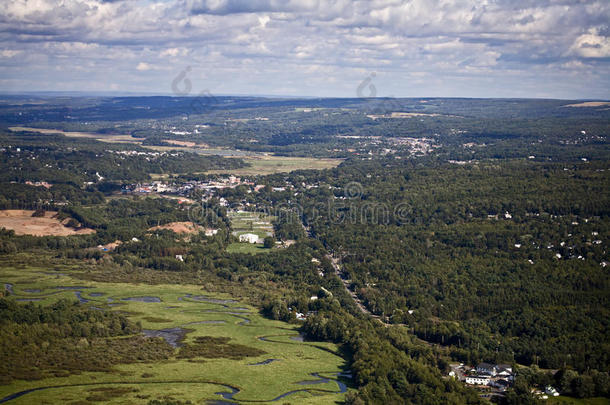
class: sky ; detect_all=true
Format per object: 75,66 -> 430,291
1,0 -> 609,99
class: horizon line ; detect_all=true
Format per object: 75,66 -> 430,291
0,91 -> 608,102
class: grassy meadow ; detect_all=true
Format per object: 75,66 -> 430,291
0,264 -> 351,404
205,155 -> 343,176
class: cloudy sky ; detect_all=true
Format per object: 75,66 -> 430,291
1,0 -> 609,98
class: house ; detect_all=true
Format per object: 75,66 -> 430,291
477,363 -> 497,376
545,386 -> 560,397
465,375 -> 490,386
239,233 -> 259,244
205,228 -> 218,236
497,364 -> 513,379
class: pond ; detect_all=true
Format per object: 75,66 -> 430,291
142,327 -> 188,348
179,294 -> 237,305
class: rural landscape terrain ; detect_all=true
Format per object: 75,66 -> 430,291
0,95 -> 608,405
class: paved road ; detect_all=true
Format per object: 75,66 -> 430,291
325,254 -> 383,322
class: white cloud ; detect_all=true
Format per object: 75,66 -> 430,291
1,50 -> 21,58
160,48 -> 188,58
0,0 -> 608,97
136,62 -> 153,71
568,28 -> 610,58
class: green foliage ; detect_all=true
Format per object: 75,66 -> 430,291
274,210 -> 306,241
0,298 -> 174,384
263,236 -> 275,248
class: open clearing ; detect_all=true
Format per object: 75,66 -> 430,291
148,221 -> 201,234
162,139 -> 210,148
226,243 -> 270,254
0,265 -> 351,404
207,155 -> 343,176
8,127 -> 145,144
226,211 -> 275,254
0,210 -> 95,236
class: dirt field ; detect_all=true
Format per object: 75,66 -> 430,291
148,221 -> 202,234
163,139 -> 210,148
562,101 -> 610,108
0,210 -> 95,236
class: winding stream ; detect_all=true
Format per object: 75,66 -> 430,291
0,381 -> 241,404
248,359 -> 279,366
0,288 -> 351,403
121,296 -> 162,303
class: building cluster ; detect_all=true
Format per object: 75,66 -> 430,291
334,135 -> 438,156
126,176 -> 255,196
450,363 -> 515,393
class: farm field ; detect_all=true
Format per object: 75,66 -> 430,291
229,210 -> 275,239
8,127 -> 144,144
0,210 -> 95,236
0,265 -> 352,404
226,210 -> 275,255
8,126 -> 342,175
205,155 -> 343,176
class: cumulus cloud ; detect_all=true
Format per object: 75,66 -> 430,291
568,27 -> 610,58
0,0 -> 608,97
136,62 -> 153,71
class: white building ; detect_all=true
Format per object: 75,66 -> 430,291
205,228 -> 218,236
465,375 -> 490,386
545,386 -> 560,397
239,233 -> 259,243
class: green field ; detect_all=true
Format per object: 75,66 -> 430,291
229,211 -> 275,233
226,243 -> 271,254
227,211 -> 275,255
0,265 -> 352,404
548,397 -> 610,405
206,155 -> 343,176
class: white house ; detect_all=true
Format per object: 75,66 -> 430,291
497,364 -> 513,379
239,233 -> 259,243
465,375 -> 490,386
205,228 -> 218,236
545,386 -> 560,397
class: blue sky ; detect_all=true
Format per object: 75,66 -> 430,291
1,0 -> 609,98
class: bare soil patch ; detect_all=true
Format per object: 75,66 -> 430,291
162,139 -> 210,148
0,210 -> 95,236
562,101 -> 610,108
148,221 -> 202,234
